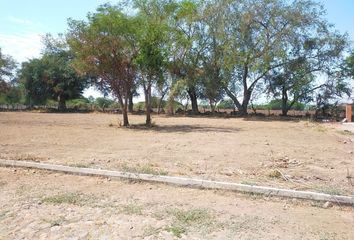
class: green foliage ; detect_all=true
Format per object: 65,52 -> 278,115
95,97 -> 116,110
66,98 -> 91,109
134,96 -> 182,110
19,38 -> 88,109
67,4 -> 139,125
41,193 -> 91,206
0,84 -> 24,105
0,48 -> 16,83
254,99 -> 305,111
217,99 -> 235,109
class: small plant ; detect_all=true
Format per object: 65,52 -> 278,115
268,169 -> 282,179
69,163 -> 91,168
43,216 -> 66,227
166,225 -> 186,238
240,181 -> 259,186
0,210 -> 10,221
41,193 -> 90,206
315,125 -> 327,133
165,208 -> 215,238
316,186 -> 344,196
336,130 -> 354,136
120,203 -> 143,215
121,164 -> 168,175
171,209 -> 211,225
143,226 -> 161,237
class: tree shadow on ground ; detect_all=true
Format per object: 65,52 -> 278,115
127,124 -> 241,133
162,113 -> 304,123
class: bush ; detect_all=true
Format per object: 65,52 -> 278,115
134,97 -> 183,111
66,98 -> 91,110
217,99 -> 235,109
95,97 -> 116,110
252,99 -> 305,111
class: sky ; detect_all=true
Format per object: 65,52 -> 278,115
0,0 -> 353,98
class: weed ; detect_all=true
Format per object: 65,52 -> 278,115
315,125 -> 327,133
121,164 -> 168,175
143,226 -> 161,237
69,163 -> 91,168
171,209 -> 211,225
228,215 -> 263,234
268,169 -> 282,179
43,216 -> 66,227
165,208 -> 215,237
240,181 -> 259,186
166,225 -> 186,238
41,193 -> 91,206
319,232 -> 338,240
316,186 -> 344,196
0,210 -> 10,221
336,130 -> 354,136
120,203 -> 143,215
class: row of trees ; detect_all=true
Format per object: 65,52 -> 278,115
1,0 -> 353,126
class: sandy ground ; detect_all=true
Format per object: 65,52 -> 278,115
0,112 -> 353,195
0,167 -> 353,240
0,112 -> 354,239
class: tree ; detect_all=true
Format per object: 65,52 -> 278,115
95,97 -> 115,111
20,36 -> 88,110
344,53 -> 354,79
0,48 -> 16,93
133,0 -> 171,125
167,0 -> 206,114
20,59 -> 50,106
264,11 -> 349,116
203,0 -> 349,115
67,4 -> 139,126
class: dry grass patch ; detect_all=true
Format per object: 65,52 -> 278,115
41,193 -> 94,206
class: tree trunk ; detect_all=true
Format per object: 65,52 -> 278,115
239,92 -> 251,116
157,92 -> 166,114
144,82 -> 152,126
187,87 -> 198,114
281,87 -> 289,116
167,95 -> 174,115
128,90 -> 134,113
122,106 -> 129,126
58,95 -> 66,111
225,87 -> 245,115
209,99 -> 215,113
117,95 -> 129,126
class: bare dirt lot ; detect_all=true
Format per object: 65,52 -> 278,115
1,112 -> 353,194
0,168 -> 353,239
0,112 -> 353,239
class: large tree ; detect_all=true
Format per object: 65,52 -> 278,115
133,0 -> 171,125
202,0 -> 349,115
20,37 -> 88,110
67,4 -> 139,126
0,48 -> 16,92
264,5 -> 350,116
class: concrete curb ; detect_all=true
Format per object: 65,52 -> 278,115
1,159 -> 353,205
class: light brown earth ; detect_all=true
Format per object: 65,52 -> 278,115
0,168 -> 353,239
0,112 -> 353,239
0,112 -> 353,194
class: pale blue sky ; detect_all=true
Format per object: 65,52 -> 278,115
0,0 -> 353,63
0,0 -> 353,98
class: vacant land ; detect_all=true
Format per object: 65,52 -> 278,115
0,112 -> 353,239
1,112 -> 353,195
0,167 -> 353,239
